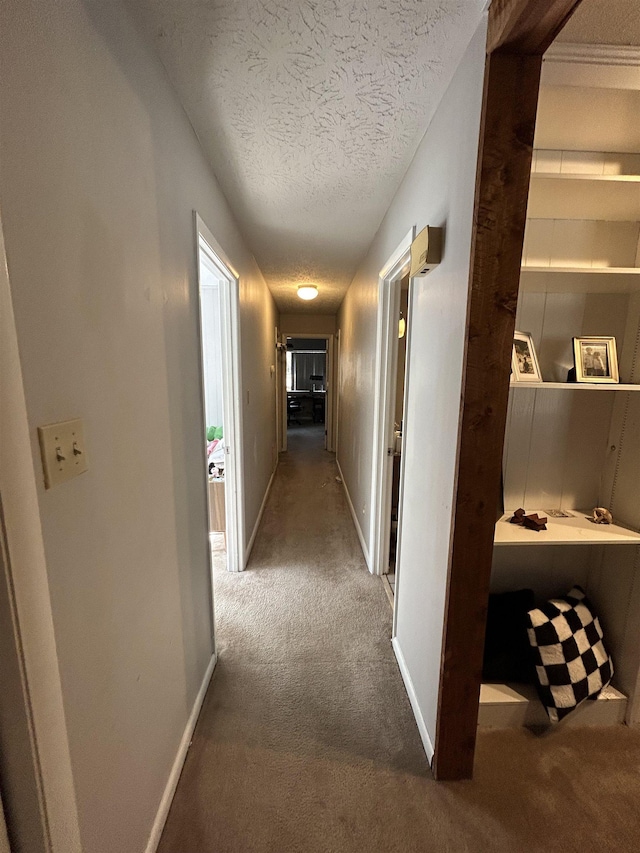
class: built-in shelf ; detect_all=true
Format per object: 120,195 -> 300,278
492,103 -> 640,732
522,265 -> 640,275
530,149 -> 640,187
520,266 -> 640,293
532,172 -> 640,183
494,511 -> 640,546
478,682 -> 627,728
510,382 -> 640,391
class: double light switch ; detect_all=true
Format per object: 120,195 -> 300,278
38,418 -> 88,489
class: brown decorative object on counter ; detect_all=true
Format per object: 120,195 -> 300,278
521,513 -> 547,532
509,507 -> 547,532
592,507 -> 613,525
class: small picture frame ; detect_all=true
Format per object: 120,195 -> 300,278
511,331 -> 542,382
573,337 -> 619,384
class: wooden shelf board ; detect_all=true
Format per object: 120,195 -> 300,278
521,265 -> 640,275
510,382 -> 640,391
520,266 -> 640,293
494,510 -> 640,546
532,172 -> 640,183
478,682 -> 627,728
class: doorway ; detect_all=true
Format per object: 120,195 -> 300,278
196,214 -> 244,574
383,274 -> 410,604
279,333 -> 336,453
370,229 -> 414,601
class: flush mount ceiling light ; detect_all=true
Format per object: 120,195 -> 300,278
297,285 -> 318,301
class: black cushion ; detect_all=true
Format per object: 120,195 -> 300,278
483,589 -> 536,683
527,586 -> 614,723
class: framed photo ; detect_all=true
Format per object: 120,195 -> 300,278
573,337 -> 619,383
511,331 -> 542,382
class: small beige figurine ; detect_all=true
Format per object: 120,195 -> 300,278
592,507 -> 613,525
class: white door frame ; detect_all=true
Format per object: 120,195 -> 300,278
0,789 -> 9,853
335,329 -> 341,457
195,213 -> 245,573
274,326 -> 283,457
369,228 -> 414,576
391,280 -> 416,639
280,333 -> 335,452
0,205 -> 82,852
278,334 -> 288,453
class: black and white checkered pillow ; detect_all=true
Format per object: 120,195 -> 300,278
527,586 -> 613,723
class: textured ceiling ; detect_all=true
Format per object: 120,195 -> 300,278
558,0 -> 640,45
124,1 -> 483,312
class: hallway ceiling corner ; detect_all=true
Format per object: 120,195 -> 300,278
124,0 -> 484,312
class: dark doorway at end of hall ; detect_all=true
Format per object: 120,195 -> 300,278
286,337 -> 327,434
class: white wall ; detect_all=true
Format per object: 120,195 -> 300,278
0,2 -> 276,852
337,19 -> 487,756
279,314 -> 337,336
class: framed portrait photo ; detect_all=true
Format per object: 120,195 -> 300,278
573,337 -> 619,384
511,331 -> 542,382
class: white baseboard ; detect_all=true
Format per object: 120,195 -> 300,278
145,653 -> 217,853
244,462 -> 278,567
336,459 -> 371,571
392,637 -> 434,763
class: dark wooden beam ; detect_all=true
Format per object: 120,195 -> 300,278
432,49 -> 541,782
431,0 -> 584,781
488,0 -> 583,54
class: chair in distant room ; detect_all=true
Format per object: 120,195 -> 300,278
309,373 -> 325,424
287,395 -> 302,425
312,395 -> 325,424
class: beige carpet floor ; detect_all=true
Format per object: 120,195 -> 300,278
158,425 -> 640,852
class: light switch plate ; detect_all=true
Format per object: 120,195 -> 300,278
38,418 -> 88,489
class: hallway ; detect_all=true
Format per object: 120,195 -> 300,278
159,424 -> 429,851
6,4 -> 640,851
158,427 -> 640,853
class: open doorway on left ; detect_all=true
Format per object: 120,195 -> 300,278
199,248 -> 227,564
196,214 -> 244,574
